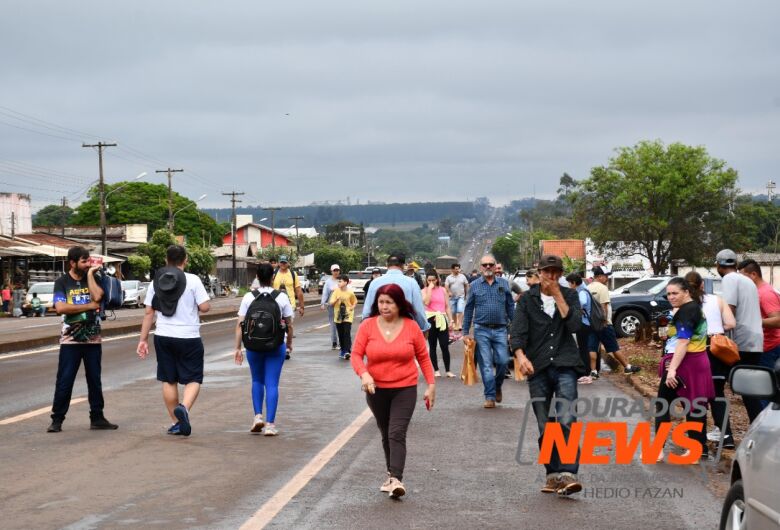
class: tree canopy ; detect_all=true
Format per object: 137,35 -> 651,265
71,181 -> 228,246
33,204 -> 74,227
573,140 -> 739,273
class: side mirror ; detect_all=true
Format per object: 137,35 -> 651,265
622,288 -> 630,294
729,366 -> 779,401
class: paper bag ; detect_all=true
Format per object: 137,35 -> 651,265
461,337 -> 479,385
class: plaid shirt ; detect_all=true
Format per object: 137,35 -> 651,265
462,276 -> 515,334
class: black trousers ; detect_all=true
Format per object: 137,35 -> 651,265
366,385 -> 417,481
427,316 -> 450,372
575,325 -> 592,372
655,372 -> 707,455
336,321 -> 352,353
51,344 -> 105,422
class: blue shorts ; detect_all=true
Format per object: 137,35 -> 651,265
154,335 -> 205,384
449,296 -> 465,314
588,325 -> 620,354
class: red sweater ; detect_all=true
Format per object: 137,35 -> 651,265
351,317 -> 435,388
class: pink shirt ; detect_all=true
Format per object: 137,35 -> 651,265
757,282 -> 780,351
1,289 -> 10,302
425,287 -> 447,313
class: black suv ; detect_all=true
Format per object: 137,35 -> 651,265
611,276 -> 722,337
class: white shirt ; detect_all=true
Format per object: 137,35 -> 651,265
702,294 -> 725,335
144,272 -> 210,339
238,286 -> 294,319
540,293 -> 556,318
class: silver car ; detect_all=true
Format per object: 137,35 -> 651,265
719,364 -> 780,530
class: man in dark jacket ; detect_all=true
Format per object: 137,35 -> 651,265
510,254 -> 584,497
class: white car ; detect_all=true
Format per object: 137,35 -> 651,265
719,364 -> 780,530
121,280 -> 143,308
137,282 -> 150,307
24,282 -> 55,315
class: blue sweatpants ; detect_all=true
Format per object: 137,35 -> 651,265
245,343 -> 286,423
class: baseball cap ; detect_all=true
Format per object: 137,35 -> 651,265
538,254 -> 564,271
372,268 -> 381,274
278,254 -> 289,263
715,249 -> 737,267
591,266 -> 612,277
330,264 -> 340,271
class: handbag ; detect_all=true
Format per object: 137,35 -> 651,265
461,337 -> 480,386
709,334 -> 739,366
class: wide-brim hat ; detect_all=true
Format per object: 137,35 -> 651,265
152,266 -> 186,316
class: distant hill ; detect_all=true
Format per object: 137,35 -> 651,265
203,201 -> 488,228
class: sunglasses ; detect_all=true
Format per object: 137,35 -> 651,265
480,262 -> 496,268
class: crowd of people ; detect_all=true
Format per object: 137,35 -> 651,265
42,243 -> 779,502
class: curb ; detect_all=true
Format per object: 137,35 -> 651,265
0,308 -> 239,355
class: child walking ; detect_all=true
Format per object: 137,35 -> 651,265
330,274 -> 357,360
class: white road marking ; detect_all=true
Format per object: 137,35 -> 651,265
0,398 -> 87,425
239,407 -> 373,530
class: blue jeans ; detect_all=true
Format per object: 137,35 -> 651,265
527,366 -> 580,475
473,325 -> 510,400
51,343 -> 105,422
760,345 -> 780,408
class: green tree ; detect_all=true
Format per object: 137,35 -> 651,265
313,246 -> 363,273
136,229 -> 177,271
127,254 -> 152,280
492,235 -> 520,270
185,245 -> 216,277
254,246 -> 298,265
71,182 -> 227,245
573,140 -> 739,274
33,204 -> 74,227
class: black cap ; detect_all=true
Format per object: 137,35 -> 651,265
372,268 -> 381,274
538,254 -> 564,271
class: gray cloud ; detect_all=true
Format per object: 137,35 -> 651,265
1,0 -> 779,210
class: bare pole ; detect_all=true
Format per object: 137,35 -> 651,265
288,215 -> 304,257
60,196 -> 67,237
156,168 -> 184,231
82,141 -> 117,255
263,207 -> 282,252
222,191 -> 245,285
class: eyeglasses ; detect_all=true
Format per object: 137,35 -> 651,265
480,262 -> 496,268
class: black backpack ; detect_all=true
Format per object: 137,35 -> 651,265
584,288 -> 606,332
241,290 -> 285,351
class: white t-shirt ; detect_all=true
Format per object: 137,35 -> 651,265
145,272 -> 210,339
587,281 -> 612,323
721,271 -> 763,352
702,294 -> 724,335
540,293 -> 556,318
238,287 -> 294,319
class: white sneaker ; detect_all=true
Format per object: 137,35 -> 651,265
380,473 -> 393,492
386,477 -> 405,498
250,414 -> 264,434
706,427 -> 722,442
577,376 -> 593,385
263,424 -> 279,436
434,370 -> 442,377
445,371 -> 456,378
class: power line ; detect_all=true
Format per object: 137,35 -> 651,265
223,191 -> 245,285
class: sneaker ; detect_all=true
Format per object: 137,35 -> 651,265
556,474 -> 583,496
344,352 -> 351,360
250,414 -> 265,434
445,371 -> 456,378
541,475 -> 561,493
263,424 -> 279,436
331,342 -> 338,350
47,420 -> 63,433
624,365 -> 641,374
590,370 -> 600,380
90,415 -> 119,430
173,404 -> 191,436
380,473 -> 393,492
721,435 -> 736,450
578,376 -> 593,385
706,426 -> 722,442
496,390 -> 503,403
339,352 -> 346,360
434,370 -> 442,377
167,423 -> 182,435
680,449 -> 703,465
285,352 -> 291,360
483,399 -> 496,409
386,477 -> 405,498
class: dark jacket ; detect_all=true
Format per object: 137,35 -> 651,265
509,284 -> 585,376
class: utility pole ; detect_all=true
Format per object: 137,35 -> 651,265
82,141 -> 117,255
60,196 -> 68,237
288,215 -> 304,257
156,168 -> 184,231
223,191 -> 245,286
10,212 -> 15,239
767,180 -> 776,203
263,207 -> 282,252
344,226 -> 361,248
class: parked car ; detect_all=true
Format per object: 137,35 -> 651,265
611,276 -> 722,337
610,276 -> 669,296
137,282 -> 150,307
121,280 -> 143,308
347,270 -> 373,299
318,274 -> 328,295
299,276 -> 311,293
23,282 -> 55,316
719,363 -> 780,530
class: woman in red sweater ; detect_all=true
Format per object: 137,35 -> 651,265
351,283 -> 436,499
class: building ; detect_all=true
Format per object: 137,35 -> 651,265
539,239 -> 586,262
0,193 -> 33,236
222,215 -> 291,248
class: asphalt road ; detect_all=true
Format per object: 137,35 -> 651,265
0,302 -> 726,529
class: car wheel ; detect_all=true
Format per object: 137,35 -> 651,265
719,480 -> 746,530
615,310 -> 645,338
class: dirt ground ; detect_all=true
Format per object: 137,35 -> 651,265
602,338 -> 748,500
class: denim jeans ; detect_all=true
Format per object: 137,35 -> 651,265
527,366 -> 580,475
51,343 -> 105,422
760,345 -> 780,408
473,324 -> 510,400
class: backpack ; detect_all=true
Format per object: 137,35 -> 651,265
101,274 -> 124,310
584,288 -> 605,332
241,290 -> 285,352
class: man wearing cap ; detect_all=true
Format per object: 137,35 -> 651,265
362,252 -> 430,332
462,254 -> 515,407
137,245 -> 211,436
321,264 -> 342,350
587,266 -> 641,376
273,255 -> 304,318
510,254 -> 585,496
445,263 -> 469,331
717,249 -> 765,422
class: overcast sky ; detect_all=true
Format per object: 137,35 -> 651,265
1,1 -> 779,212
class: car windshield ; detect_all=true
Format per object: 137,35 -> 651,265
30,283 -> 54,294
348,271 -> 369,280
122,281 -> 139,289
648,280 -> 670,295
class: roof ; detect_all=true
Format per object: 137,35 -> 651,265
275,227 -> 319,238
234,223 -> 290,238
539,240 -> 586,260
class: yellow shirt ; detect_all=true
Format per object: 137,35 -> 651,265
273,270 -> 300,308
329,289 -> 357,323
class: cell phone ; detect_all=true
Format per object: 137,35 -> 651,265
675,375 -> 687,388
425,397 -> 431,410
